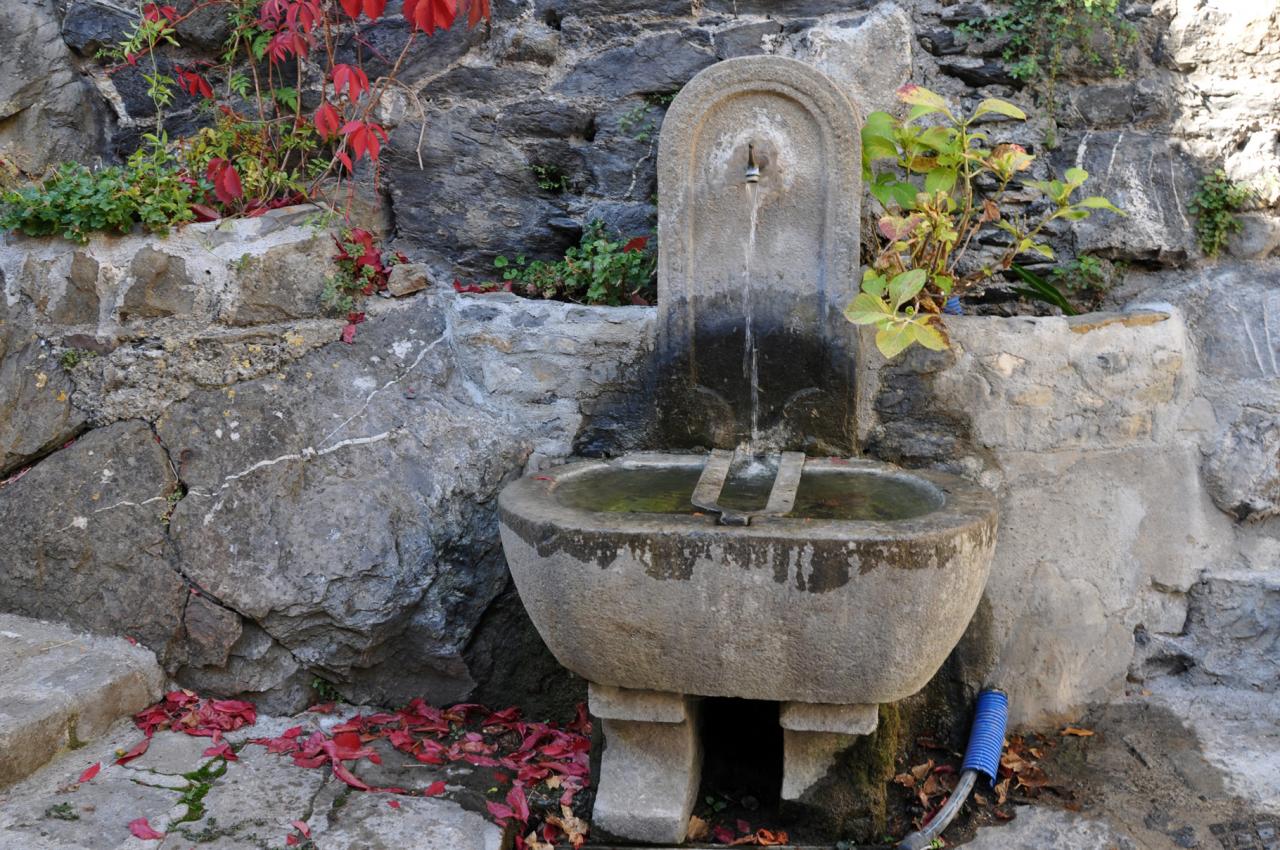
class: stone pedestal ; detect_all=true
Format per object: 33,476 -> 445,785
589,684 -> 703,844
780,702 -> 878,800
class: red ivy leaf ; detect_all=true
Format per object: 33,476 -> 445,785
468,0 -> 490,27
77,763 -> 100,784
336,150 -> 354,174
338,0 -> 361,17
425,780 -> 446,797
332,64 -> 369,100
340,323 -> 358,345
115,737 -> 150,766
291,820 -> 311,838
622,235 -> 648,253
206,158 -> 244,206
387,799 -> 401,809
129,818 -> 165,840
314,102 -> 341,139
402,0 -> 456,33
363,0 -> 388,20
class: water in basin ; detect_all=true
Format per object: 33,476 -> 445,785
553,464 -> 944,521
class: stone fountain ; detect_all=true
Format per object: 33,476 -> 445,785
498,57 -> 998,844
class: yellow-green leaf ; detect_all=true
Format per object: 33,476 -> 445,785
911,320 -> 949,351
862,269 -> 888,297
924,168 -> 958,194
1064,167 -> 1089,188
973,98 -> 1027,121
1075,195 -> 1124,213
875,323 -> 916,358
845,293 -> 891,324
889,269 -> 928,311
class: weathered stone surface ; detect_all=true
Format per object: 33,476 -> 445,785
0,422 -> 192,656
780,702 -> 878,735
965,807 -> 1136,849
589,684 -> 687,723
927,310 -> 1190,454
1159,571 -> 1280,692
158,298 -> 531,707
447,293 -> 654,462
782,729 -> 858,802
225,234 -> 334,326
386,262 -> 431,297
786,4 -> 913,113
59,0 -> 133,56
593,705 -> 702,845
557,30 -> 717,99
1227,213 -> 1280,260
0,613 -> 164,787
1056,132 -> 1200,263
0,0 -> 105,176
312,786 -> 504,850
386,105 -> 578,278
1204,408 -> 1280,521
0,311 -> 86,476
119,247 -> 196,321
657,57 -> 862,452
500,456 -> 997,705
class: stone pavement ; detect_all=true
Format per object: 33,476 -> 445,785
0,712 -> 503,850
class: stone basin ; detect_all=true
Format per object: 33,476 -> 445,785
498,452 -> 998,706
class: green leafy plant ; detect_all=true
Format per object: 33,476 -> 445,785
490,221 -> 656,306
1010,256 -> 1115,314
958,0 -> 1137,87
0,137 -> 194,242
1009,265 -> 1077,315
530,163 -> 570,193
847,84 -> 1122,358
3,0 -> 492,243
1188,168 -> 1254,257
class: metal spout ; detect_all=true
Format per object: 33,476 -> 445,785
744,143 -> 761,184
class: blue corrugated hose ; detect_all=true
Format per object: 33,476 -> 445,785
898,689 -> 1009,849
962,689 -> 1008,786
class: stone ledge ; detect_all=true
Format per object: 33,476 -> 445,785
0,613 -> 165,787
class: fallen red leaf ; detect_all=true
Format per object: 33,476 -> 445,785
291,819 -> 310,837
115,738 -> 150,766
387,799 -> 401,809
77,763 -> 100,784
128,817 -> 165,840
425,780 -> 446,797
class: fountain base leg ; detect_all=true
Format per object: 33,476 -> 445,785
589,684 -> 702,844
780,702 -> 879,800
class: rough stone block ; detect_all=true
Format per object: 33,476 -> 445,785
782,729 -> 859,801
589,684 -> 688,723
0,613 -> 164,787
780,701 -> 878,735
593,704 -> 702,845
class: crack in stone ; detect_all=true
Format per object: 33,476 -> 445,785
315,330 -> 447,450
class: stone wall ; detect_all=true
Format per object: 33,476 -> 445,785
0,215 -> 651,715
8,0 -> 1279,278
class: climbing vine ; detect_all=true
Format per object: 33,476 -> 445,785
1188,168 -> 1255,258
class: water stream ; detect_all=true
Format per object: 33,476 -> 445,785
741,178 -> 765,473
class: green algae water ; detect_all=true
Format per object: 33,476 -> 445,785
553,466 -> 942,521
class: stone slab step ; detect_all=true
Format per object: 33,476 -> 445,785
0,614 -> 164,787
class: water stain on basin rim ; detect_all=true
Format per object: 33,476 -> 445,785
499,454 -> 997,590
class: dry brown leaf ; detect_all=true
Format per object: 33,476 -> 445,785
911,759 -> 934,781
893,771 -> 917,789
1062,727 -> 1095,738
525,831 -> 554,850
687,815 -> 711,842
994,777 -> 1011,805
547,805 -> 589,850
